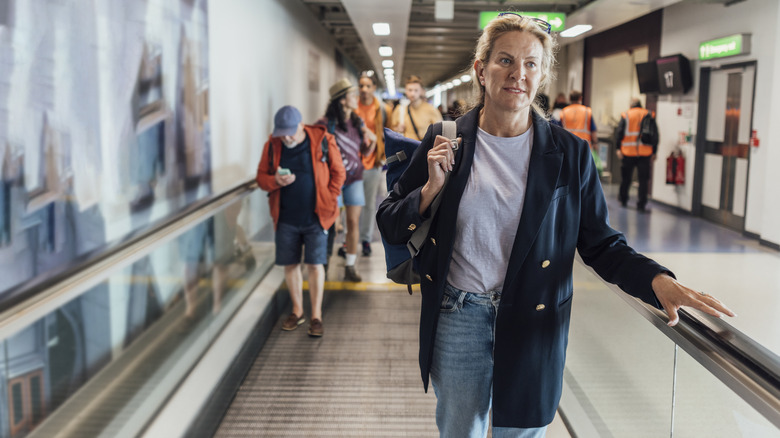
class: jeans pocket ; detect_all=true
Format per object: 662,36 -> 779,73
440,292 -> 460,314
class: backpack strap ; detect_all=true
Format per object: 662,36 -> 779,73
407,105 -> 421,140
270,128 -> 330,172
320,135 -> 329,164
267,137 -> 275,175
405,121 -> 457,271
386,150 -> 407,165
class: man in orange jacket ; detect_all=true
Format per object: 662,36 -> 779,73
615,98 -> 658,212
256,106 -> 345,337
560,90 -> 598,147
355,72 -> 392,256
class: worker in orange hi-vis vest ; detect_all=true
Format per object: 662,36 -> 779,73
615,98 -> 659,212
561,90 -> 601,175
560,90 -> 598,148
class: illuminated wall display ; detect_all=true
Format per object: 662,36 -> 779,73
478,11 -> 566,32
699,34 -> 751,60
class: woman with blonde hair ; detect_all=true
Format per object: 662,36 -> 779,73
377,13 -> 734,437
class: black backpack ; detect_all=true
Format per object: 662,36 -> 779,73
639,113 -> 658,146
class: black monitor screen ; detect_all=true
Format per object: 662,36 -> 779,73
656,54 -> 693,94
636,61 -> 659,94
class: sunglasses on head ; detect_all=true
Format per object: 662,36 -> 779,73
497,12 -> 552,35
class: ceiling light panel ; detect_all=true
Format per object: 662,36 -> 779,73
379,46 -> 393,56
372,22 -> 390,35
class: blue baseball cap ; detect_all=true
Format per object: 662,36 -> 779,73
272,105 -> 302,137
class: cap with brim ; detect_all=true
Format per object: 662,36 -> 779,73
272,105 -> 302,137
329,78 -> 357,101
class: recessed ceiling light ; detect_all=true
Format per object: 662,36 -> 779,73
384,68 -> 394,76
382,60 -> 394,68
453,79 -> 462,86
460,74 -> 472,82
560,24 -> 593,38
379,46 -> 393,56
372,23 -> 390,36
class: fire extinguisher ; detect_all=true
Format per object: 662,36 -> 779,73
674,153 -> 685,185
666,151 -> 685,185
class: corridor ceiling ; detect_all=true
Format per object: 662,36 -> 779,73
299,0 -> 732,91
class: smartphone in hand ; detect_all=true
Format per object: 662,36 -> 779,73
277,167 -> 291,176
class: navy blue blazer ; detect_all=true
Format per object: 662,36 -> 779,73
376,106 -> 672,428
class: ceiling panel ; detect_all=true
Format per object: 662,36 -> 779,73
300,0 -> 720,92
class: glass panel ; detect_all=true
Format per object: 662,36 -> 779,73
0,0 -> 212,298
674,348 -> 778,437
0,190 -> 274,436
11,381 -> 24,425
562,262 -> 674,437
30,374 -> 42,424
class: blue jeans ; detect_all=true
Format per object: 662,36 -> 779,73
430,283 -> 548,438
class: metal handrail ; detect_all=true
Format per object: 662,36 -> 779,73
578,258 -> 780,429
0,181 -> 258,339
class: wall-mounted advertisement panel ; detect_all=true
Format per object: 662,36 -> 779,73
0,0 -> 210,299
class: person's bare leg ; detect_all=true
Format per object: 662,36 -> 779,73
306,264 -> 324,321
345,205 -> 362,258
284,264 -> 304,317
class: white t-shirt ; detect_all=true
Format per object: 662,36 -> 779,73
446,126 -> 534,293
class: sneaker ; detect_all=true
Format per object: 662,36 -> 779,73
281,313 -> 304,331
337,244 -> 347,258
344,265 -> 362,282
362,241 -> 372,256
308,319 -> 323,337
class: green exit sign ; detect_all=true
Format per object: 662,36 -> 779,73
479,11 -> 566,32
699,34 -> 751,60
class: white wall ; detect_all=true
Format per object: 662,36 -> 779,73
590,47 -> 647,130
550,41 -> 585,105
657,0 -> 780,246
208,0 -> 353,236
209,0 -> 344,194
762,1 -> 780,245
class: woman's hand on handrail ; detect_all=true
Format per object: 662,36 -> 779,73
652,273 -> 737,326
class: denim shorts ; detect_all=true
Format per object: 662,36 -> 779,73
275,221 -> 328,265
338,180 -> 365,207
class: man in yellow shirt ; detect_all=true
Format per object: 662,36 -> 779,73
391,75 -> 442,140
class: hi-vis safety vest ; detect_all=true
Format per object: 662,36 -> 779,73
560,104 -> 594,146
621,107 -> 654,157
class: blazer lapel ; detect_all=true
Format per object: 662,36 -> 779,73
436,108 -> 479,277
502,113 -> 563,303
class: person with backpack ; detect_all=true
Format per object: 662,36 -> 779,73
377,13 -> 734,436
616,97 -> 658,212
355,72 -> 392,257
256,105 -> 345,337
318,78 -> 376,282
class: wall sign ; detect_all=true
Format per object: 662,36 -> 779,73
479,11 -> 565,32
699,34 -> 751,60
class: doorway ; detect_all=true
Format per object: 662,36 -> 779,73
695,63 -> 755,230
